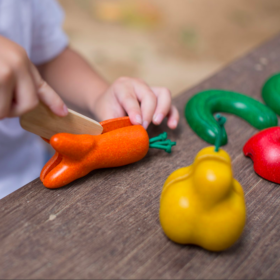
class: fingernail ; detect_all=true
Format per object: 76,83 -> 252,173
136,114 -> 142,124
153,113 -> 164,124
62,104 -> 68,116
143,121 -> 149,129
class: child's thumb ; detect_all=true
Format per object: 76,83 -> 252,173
30,63 -> 68,117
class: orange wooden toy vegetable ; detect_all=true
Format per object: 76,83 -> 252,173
41,117 -> 155,189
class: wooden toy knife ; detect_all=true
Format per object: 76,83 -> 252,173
20,102 -> 103,140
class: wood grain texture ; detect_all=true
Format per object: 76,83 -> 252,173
20,102 -> 103,139
2,35 -> 280,279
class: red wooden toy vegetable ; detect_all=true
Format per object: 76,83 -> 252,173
243,127 -> 280,184
41,117 -> 175,189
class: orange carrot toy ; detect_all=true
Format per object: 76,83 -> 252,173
40,117 -> 176,189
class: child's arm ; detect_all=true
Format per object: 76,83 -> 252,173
37,47 -> 179,129
0,35 -> 68,119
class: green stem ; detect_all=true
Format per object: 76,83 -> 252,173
149,132 -> 167,144
214,114 -> 227,152
149,132 -> 176,153
153,140 -> 176,146
149,143 -> 172,153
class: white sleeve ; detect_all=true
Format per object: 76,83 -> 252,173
30,0 -> 69,65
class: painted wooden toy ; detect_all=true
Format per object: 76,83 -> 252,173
243,126 -> 280,184
160,115 -> 246,251
262,73 -> 280,115
41,117 -> 176,189
185,90 -> 277,145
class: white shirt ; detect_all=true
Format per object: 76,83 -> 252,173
0,0 -> 68,199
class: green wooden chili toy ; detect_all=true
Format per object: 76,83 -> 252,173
185,89 -> 278,145
262,73 -> 280,115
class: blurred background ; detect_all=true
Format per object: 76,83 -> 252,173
59,0 -> 280,96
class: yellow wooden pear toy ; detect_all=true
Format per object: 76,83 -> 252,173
159,115 -> 246,251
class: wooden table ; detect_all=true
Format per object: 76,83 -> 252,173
1,35 -> 280,279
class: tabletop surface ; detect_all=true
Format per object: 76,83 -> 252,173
1,35 -> 280,279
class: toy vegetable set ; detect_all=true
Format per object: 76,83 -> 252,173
40,73 -> 280,252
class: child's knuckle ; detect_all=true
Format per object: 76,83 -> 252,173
11,48 -> 28,69
0,66 -> 13,83
157,87 -> 171,97
116,76 -> 130,84
134,77 -> 144,84
37,80 -> 47,92
163,87 -> 172,96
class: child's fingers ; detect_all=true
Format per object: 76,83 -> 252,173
150,87 -> 172,125
115,81 -> 143,125
37,81 -> 68,117
167,105 -> 179,129
0,86 -> 11,119
9,71 -> 39,117
133,80 -> 157,129
29,63 -> 68,117
0,70 -> 15,119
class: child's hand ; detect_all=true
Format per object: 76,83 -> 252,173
0,36 -> 68,120
92,77 -> 179,129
